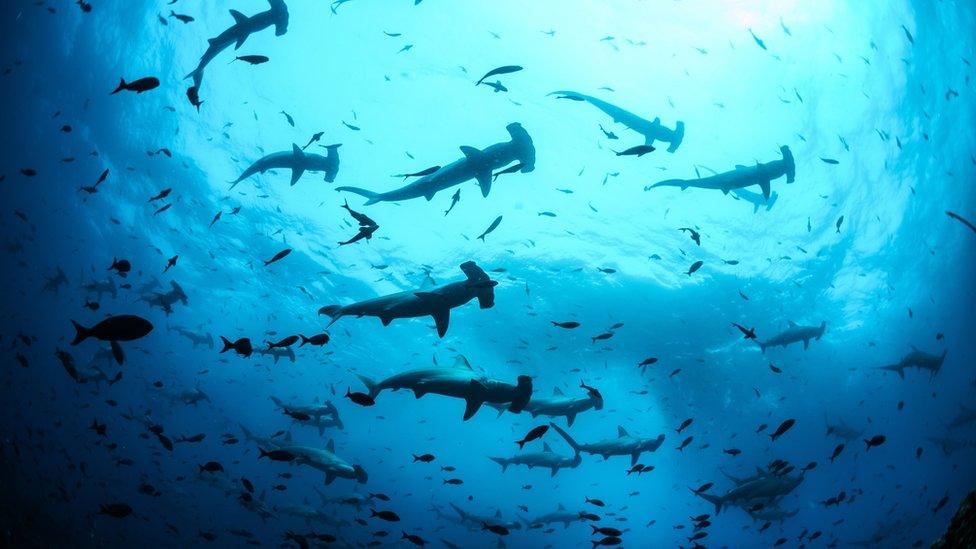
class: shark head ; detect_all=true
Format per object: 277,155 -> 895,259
780,145 -> 795,183
506,123 -> 536,173
459,261 -> 498,309
352,464 -> 368,484
268,0 -> 289,35
509,375 -> 534,414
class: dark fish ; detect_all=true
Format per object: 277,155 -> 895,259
280,111 -> 294,127
241,478 -> 254,495
169,11 -> 194,23
264,248 -> 292,266
748,28 -> 767,49
820,157 -> 839,164
393,165 -> 440,179
268,335 -> 299,349
476,65 -> 523,85
111,77 -> 159,94
836,215 -> 844,233
676,436 -> 693,451
492,162 -> 523,181
108,257 -> 131,276
232,55 -> 269,65
551,321 -> 580,329
299,333 -> 330,346
346,388 -> 375,406
946,211 -> 976,234
71,315 -> 153,345
370,509 -> 401,522
769,419 -> 796,441
863,434 -> 886,450
724,448 -> 742,456
731,322 -> 756,339
483,523 -> 509,536
638,357 -> 658,367
443,478 -> 464,485
199,461 -> 223,473
686,261 -> 703,276
516,425 -> 549,449
679,227 -> 701,245
585,497 -> 605,507
219,337 -> 252,358
413,453 -> 436,463
477,215 -> 503,241
691,482 -> 713,495
613,145 -> 655,157
676,418 -> 693,433
591,332 -> 613,342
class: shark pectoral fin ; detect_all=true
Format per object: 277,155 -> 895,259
759,179 -> 771,200
803,339 -> 810,350
462,397 -> 483,421
631,452 -> 640,466
325,473 -> 336,485
290,167 -> 305,186
475,170 -> 493,197
380,316 -> 393,326
550,467 -> 558,477
432,309 -> 450,338
566,413 -> 576,427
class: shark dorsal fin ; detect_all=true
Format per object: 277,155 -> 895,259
326,439 -> 335,453
229,9 -> 249,25
459,146 -> 482,159
788,320 -> 797,327
292,143 -> 305,158
552,387 -> 564,396
419,275 -> 437,290
542,442 -> 553,453
617,426 -> 629,438
451,355 -> 473,370
557,503 -> 565,510
494,510 -> 502,518
652,117 -> 661,125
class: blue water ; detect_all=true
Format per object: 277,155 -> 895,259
1,1 -> 975,547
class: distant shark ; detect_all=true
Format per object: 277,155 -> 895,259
272,440 -> 368,485
489,441 -> 581,476
336,123 -> 535,204
356,355 -> 533,421
269,396 -> 344,435
647,145 -> 795,200
318,261 -> 497,338
549,422 -> 664,466
253,347 -> 296,364
757,320 -> 826,353
878,347 -> 947,379
449,503 -> 523,532
185,0 -> 289,102
168,325 -> 214,349
696,473 -> 803,514
550,90 -> 685,152
487,386 -> 603,426
231,143 -> 341,188
522,504 -> 585,529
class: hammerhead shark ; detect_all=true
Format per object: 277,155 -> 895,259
318,261 -> 497,338
487,386 -> 603,426
269,396 -> 344,435
878,347 -> 947,379
231,144 -> 341,188
449,504 -> 523,532
549,422 -> 665,466
647,145 -> 795,200
550,90 -> 685,152
336,123 -> 535,204
185,0 -> 289,102
757,320 -> 826,353
355,355 -> 533,421
271,440 -> 368,485
489,441 -> 582,477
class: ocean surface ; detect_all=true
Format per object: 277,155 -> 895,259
1,1 -> 975,548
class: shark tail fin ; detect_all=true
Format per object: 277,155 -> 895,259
356,374 -> 379,399
110,78 -> 127,95
549,422 -> 581,456
667,121 -> 685,153
489,457 -> 509,473
335,186 -> 381,206
757,340 -> 767,354
781,145 -> 795,183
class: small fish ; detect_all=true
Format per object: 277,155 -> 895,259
492,163 -> 523,181
477,215 -> 503,241
829,444 -> 844,462
946,211 -> 976,234
686,261 -> 703,276
769,419 -> 796,441
613,145 -> 655,157
515,425 -> 549,449
264,248 -> 292,266
551,321 -> 580,329
476,65 -> 523,85
111,77 -> 159,94
835,215 -> 844,233
413,453 -> 435,463
820,157 -> 839,164
748,28 -> 767,49
676,418 -> 693,433
169,11 -> 194,23
393,165 -> 440,179
232,55 -> 269,65
280,111 -> 295,127
346,388 -> 375,406
863,434 -> 886,450
444,189 -> 461,216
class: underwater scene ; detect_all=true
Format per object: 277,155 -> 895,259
1,0 -> 975,547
